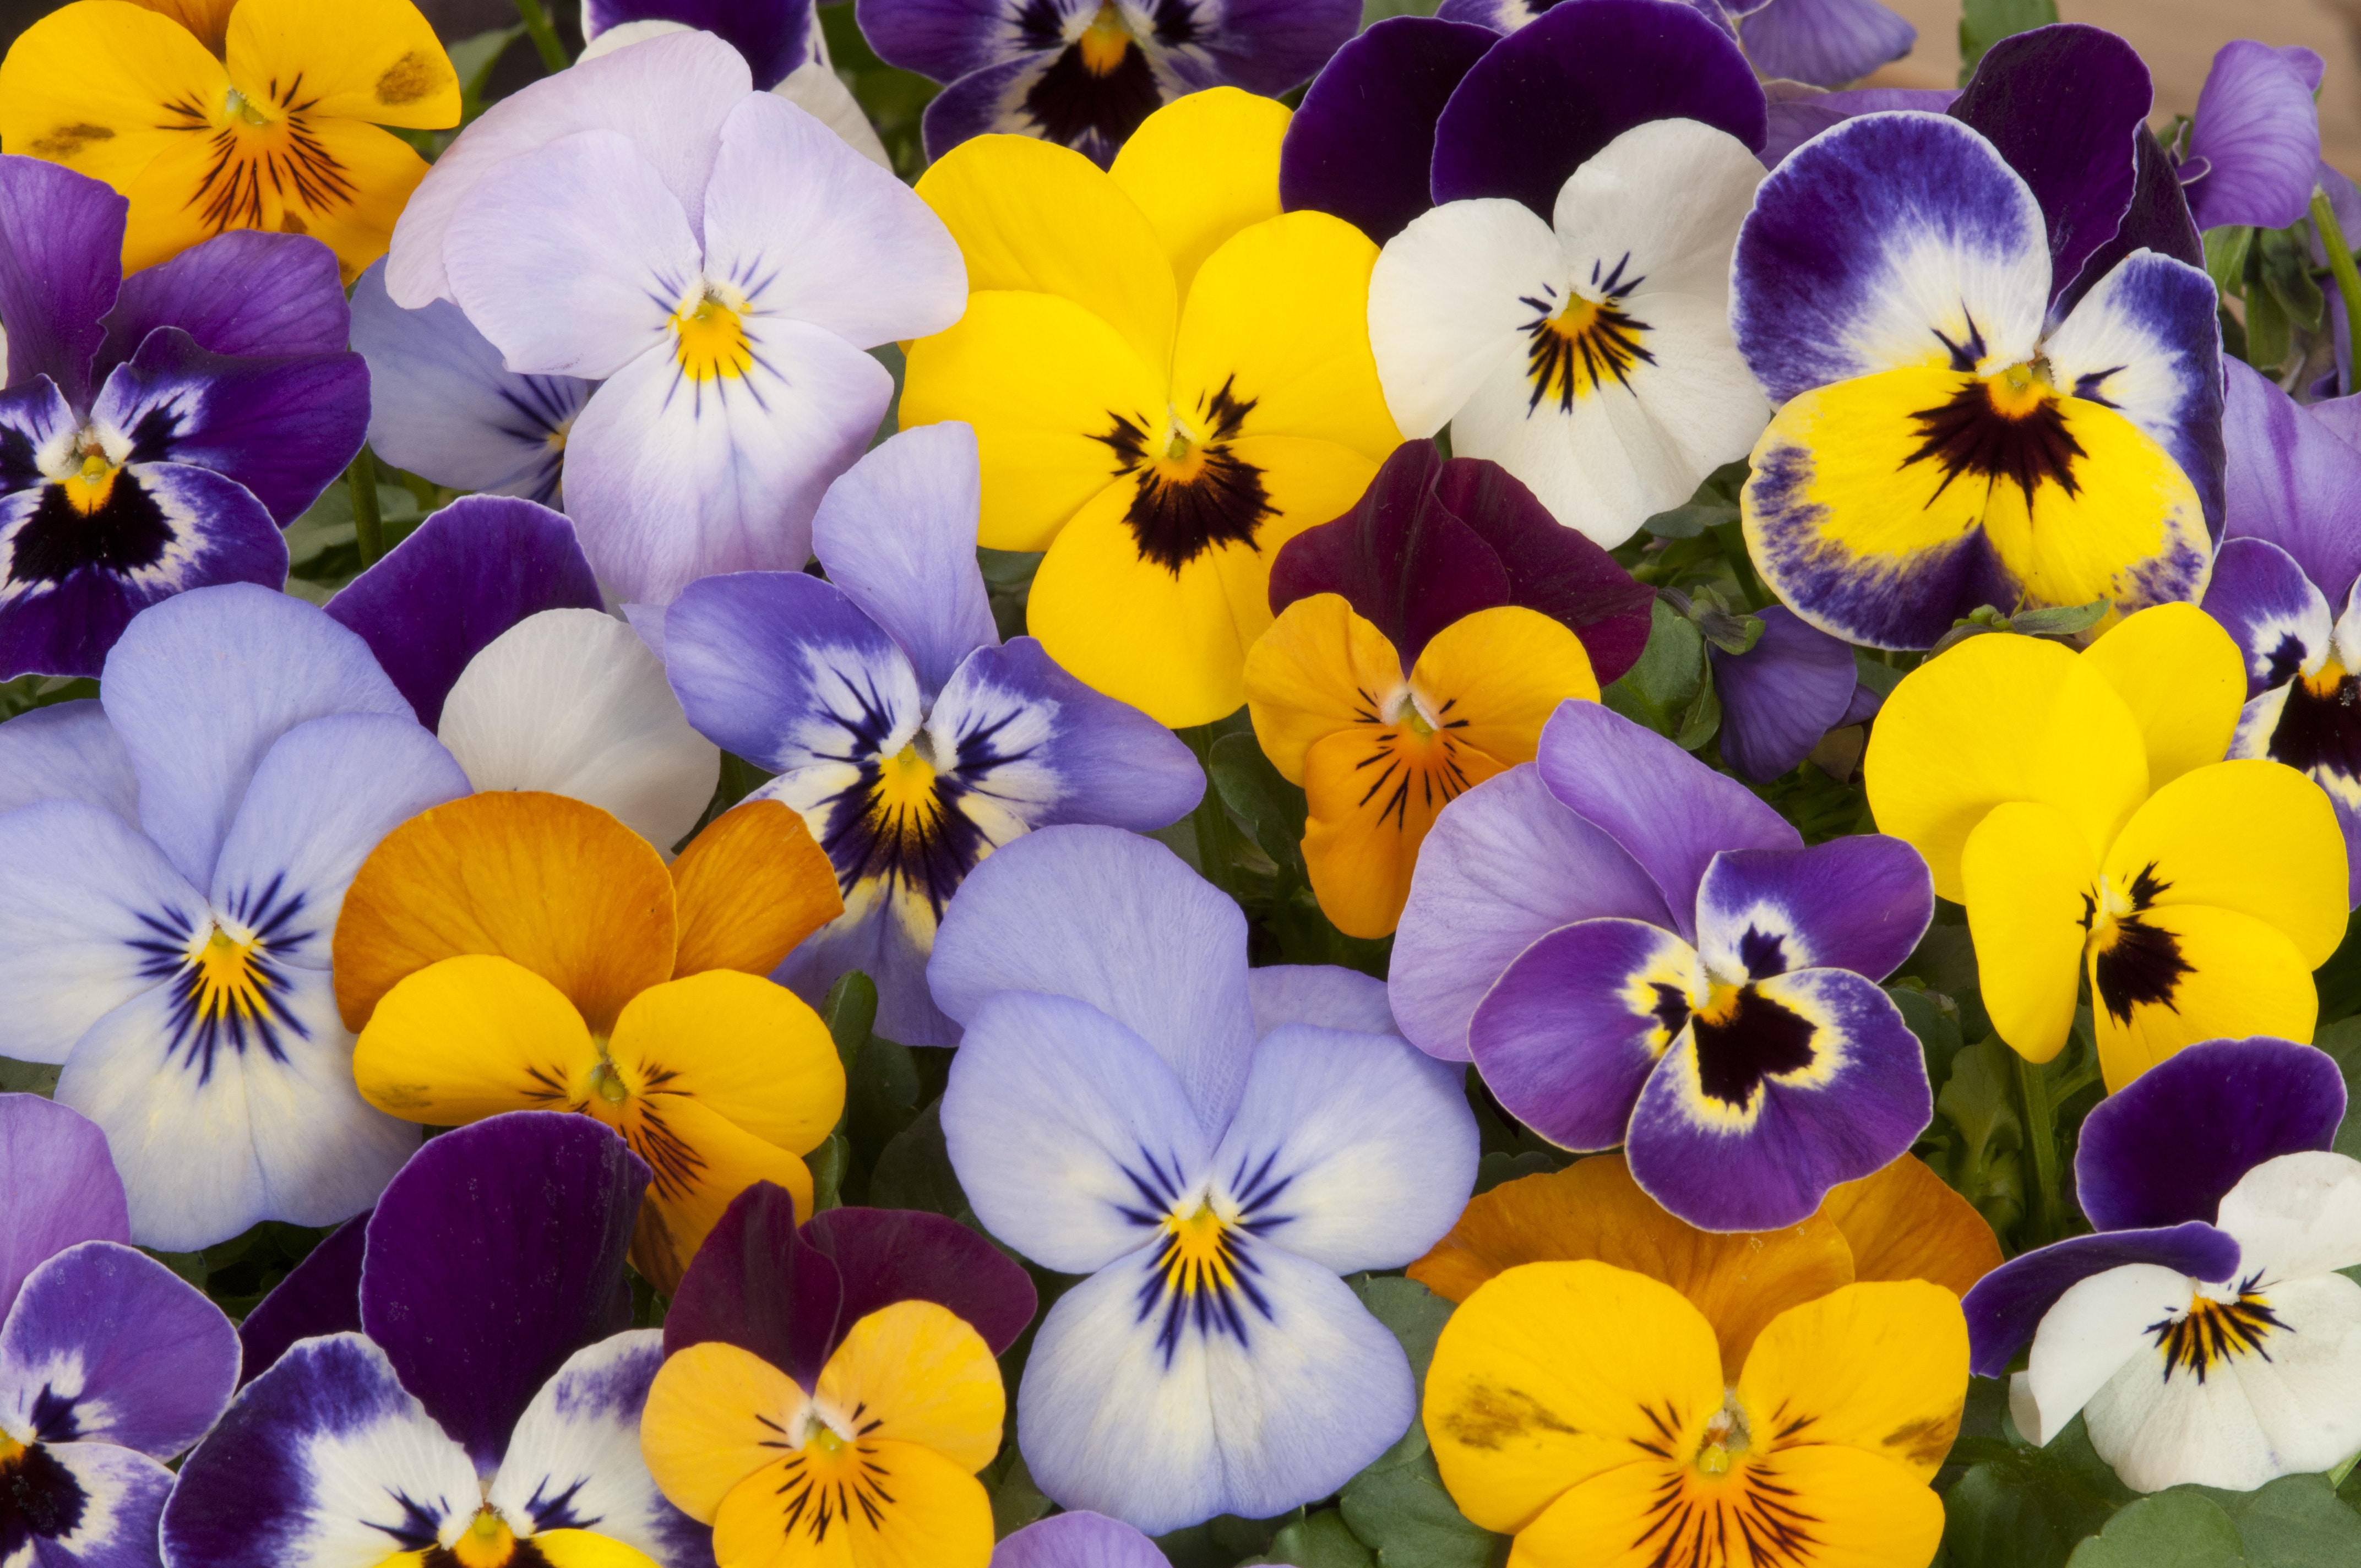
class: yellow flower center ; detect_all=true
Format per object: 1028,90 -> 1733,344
1158,1201 -> 1241,1300
449,1507 -> 523,1568
671,287 -> 754,383
0,1431 -> 24,1466
2303,657 -> 2351,699
1696,980 -> 1745,1027
1077,3 -> 1136,74
188,925 -> 269,1030
1524,287 -> 1652,411
222,85 -> 276,127
587,1057 -> 633,1106
1983,359 -> 2055,420
59,449 -> 122,515
1693,1393 -> 1751,1477
2155,1279 -> 2283,1382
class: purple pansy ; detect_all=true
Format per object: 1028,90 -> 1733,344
932,825 -> 1478,1532
662,423 -> 1203,1045
1391,699 -> 1933,1231
0,586 -> 470,1250
1760,82 -> 1958,166
0,156 -> 366,679
1438,0 -> 1913,91
1961,1038 -> 2361,1494
2177,42 -> 2325,233
993,1511 -> 1169,1568
1709,603 -> 1878,782
162,1113 -> 712,1568
0,1095 -> 239,1568
855,0 -> 1358,167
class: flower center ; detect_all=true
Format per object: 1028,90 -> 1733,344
586,1058 -> 633,1106
1096,378 -> 1274,574
1693,1392 -> 1753,1477
222,85 -> 276,127
1520,262 -> 1655,413
1158,1201 -> 1239,1299
2080,863 -> 2193,1026
448,1507 -> 523,1568
58,448 -> 122,516
1984,359 -> 2053,418
1077,2 -> 1135,73
2151,1275 -> 2284,1383
1903,356 -> 2087,509
671,286 -> 754,383
2302,657 -> 2352,701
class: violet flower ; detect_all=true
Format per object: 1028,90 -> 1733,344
1439,0 -> 1913,91
1709,603 -> 1881,782
2178,41 -> 2325,233
0,155 -> 366,678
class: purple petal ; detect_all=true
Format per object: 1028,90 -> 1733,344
585,0 -> 813,89
0,1240 -> 237,1458
804,1206 -> 1038,1356
663,1180 -> 843,1388
2060,126 -> 2202,321
2074,1037 -> 2345,1234
993,1511 -> 1170,1568
1470,917 -> 1695,1151
1836,680 -> 1884,727
12,1440 -> 173,1568
1194,0 -> 1360,94
1432,458 -> 1653,685
0,1095 -> 127,1325
938,639 -> 1205,829
325,496 -> 603,729
921,56 -> 1070,166
1277,17 -> 1498,245
89,329 -> 367,526
1759,84 -> 1960,167
360,1112 -> 649,1474
1429,0 -> 1766,218
1710,605 -> 1858,782
1738,0 -> 1914,90
2223,356 -> 2361,600
1535,699 -> 1800,935
1626,966 -> 1931,1232
663,569 -> 910,771
1694,836 -> 1932,984
0,700 -> 134,820
2186,42 -> 2324,232
0,156 -> 123,409
775,889 -> 953,1047
94,232 -> 349,384
852,0 -> 1005,85
1962,1223 -> 2242,1376
234,1215 -> 367,1390
2203,537 -> 2332,700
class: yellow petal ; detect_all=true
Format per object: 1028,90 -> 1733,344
621,1093 -> 814,1295
913,133 -> 1176,377
815,1301 -> 1006,1474
1959,799 -> 2097,1065
224,0 -> 457,128
712,1441 -> 993,1568
0,2 -> 224,190
232,116 -> 427,281
1108,86 -> 1288,301
334,792 -> 677,1036
1816,1156 -> 2003,1301
1301,720 -> 1509,939
1425,1260 -> 1724,1534
2105,758 -> 2349,966
1408,1157 -> 1852,1380
609,970 -> 844,1155
1409,606 -> 1598,766
1736,1280 -> 1967,1482
671,800 -> 845,980
641,1340 -> 810,1522
2091,902 -> 2321,1092
2078,602 -> 2244,793
529,1531 -> 661,1568
131,0 -> 237,54
900,290 -> 1164,554
1864,631 -> 2148,903
351,953 -> 593,1124
1243,594 -> 1406,783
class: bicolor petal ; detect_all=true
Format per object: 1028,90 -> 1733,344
235,1215 -> 365,1389
0,1438 -> 174,1568
1694,836 -> 1934,986
1962,1226 -> 2240,1379
2203,537 -> 2333,700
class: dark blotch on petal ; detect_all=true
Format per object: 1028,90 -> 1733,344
1098,378 -> 1274,575
1690,984 -> 1817,1108
1902,376 -> 2085,511
8,473 -> 175,585
2087,867 -> 2195,1027
0,1440 -> 87,1556
1022,31 -> 1166,159
2267,671 -> 2361,785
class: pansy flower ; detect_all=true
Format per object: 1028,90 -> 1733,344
1709,604 -> 1885,783
1243,440 -> 1651,937
329,496 -> 721,850
1425,1260 -> 1966,1565
1863,606 -> 2348,1090
992,1513 -> 1167,1568
1961,1037 -> 2361,1493
667,424 -> 1200,1043
931,825 -> 1480,1531
2200,360 -> 2361,904
0,0 -> 458,277
0,585 -> 469,1249
854,0 -> 1356,166
0,1095 -> 240,1568
2174,42 -> 2325,232
0,156 -> 366,678
1732,30 -> 2224,650
1434,0 -> 1915,91
164,1113 -> 711,1568
899,88 -> 1402,727
1445,700 -> 1935,1231
335,791 -> 846,1291
384,31 -> 966,607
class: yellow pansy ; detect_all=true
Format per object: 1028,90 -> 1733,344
900,86 -> 1403,727
0,0 -> 459,277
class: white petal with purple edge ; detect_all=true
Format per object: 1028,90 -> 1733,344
11,1440 -> 174,1568
2204,536 -> 2332,697
1246,966 -> 1395,1038
0,701 -> 137,820
2015,1260 -> 2190,1446
2215,1151 -> 2361,1283
1693,837 -> 1933,986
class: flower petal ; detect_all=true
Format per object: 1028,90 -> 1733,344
991,1512 -> 1168,1568
234,1213 -> 365,1389
1107,86 -> 1288,300
1738,1280 -> 1966,1482
1695,836 -> 1933,986
2186,42 -> 2322,231
2213,1149 -> 2361,1286
2203,537 -> 2333,702
1961,1227 -> 2238,1379
668,800 -> 844,981
353,953 -> 598,1127
0,700 -> 137,821
1711,606 -> 1861,783
1736,0 -> 1914,88
97,230 -> 349,375
586,0 -> 812,88
9,1439 -> 174,1568
2091,902 -> 2322,1094
0,1240 -> 235,1458
2077,603 -> 2245,794
2016,1261 -> 2197,1447
607,966 -> 842,1161
1277,17 -> 1496,247
663,1182 -> 841,1389
848,0 -> 1000,84
640,1339 -> 808,1524
806,1206 -> 1038,1362
2108,758 -> 2348,966
815,1300 -> 1005,1473
0,157 -> 122,406
0,1097 -> 128,1324
1243,592 -> 1408,782
2222,356 -> 2361,603
1818,1155 -> 2002,1300
1244,965 -> 1396,1038
1960,799 -> 2096,1066
1367,195 -> 1564,443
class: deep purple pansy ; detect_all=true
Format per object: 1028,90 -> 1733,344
2177,41 -> 2325,233
163,1113 -> 714,1568
1709,603 -> 1878,782
0,1095 -> 238,1568
1438,0 -> 1914,91
0,156 -> 367,679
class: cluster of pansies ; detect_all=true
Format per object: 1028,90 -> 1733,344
6,0 -> 2361,1563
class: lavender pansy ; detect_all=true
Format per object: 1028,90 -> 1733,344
0,156 -> 366,679
931,826 -> 1479,1533
992,1511 -> 1169,1568
0,586 -> 470,1249
0,1095 -> 240,1568
2178,42 -> 2324,233
164,1113 -> 710,1568
663,423 -> 1202,1044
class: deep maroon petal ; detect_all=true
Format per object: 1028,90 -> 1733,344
0,156 -> 123,409
1962,1223 -> 2241,1377
805,1206 -> 1037,1357
1431,459 -> 1655,683
360,1113 -> 648,1474
2074,1037 -> 2345,1234
234,1214 -> 367,1389
1277,17 -> 1497,244
586,0 -> 814,89
94,232 -> 350,384
1429,0 -> 1766,218
1710,605 -> 1859,782
0,1095 -> 128,1325
662,1181 -> 842,1389
324,496 -> 603,729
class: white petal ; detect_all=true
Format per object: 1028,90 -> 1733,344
489,1332 -> 708,1565
2019,1262 -> 2191,1447
439,610 -> 719,851
774,58 -> 892,170
1551,117 -> 1763,304
1368,197 -> 1563,438
1245,966 -> 1396,1039
577,16 -> 691,57
2337,579 -> 2361,673
0,700 -> 137,820
2217,1151 -> 2361,1283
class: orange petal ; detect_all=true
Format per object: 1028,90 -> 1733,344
669,799 -> 845,979
1817,1155 -> 2004,1299
1242,593 -> 1406,782
1407,1155 -> 1853,1377
1299,721 -> 1509,939
130,0 -> 237,54
334,791 -> 676,1035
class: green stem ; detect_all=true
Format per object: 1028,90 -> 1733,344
2312,189 -> 2361,398
347,449 -> 383,568
1178,724 -> 1239,900
509,0 -> 570,73
2015,1048 -> 2063,1246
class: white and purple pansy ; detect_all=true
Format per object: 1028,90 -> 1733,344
0,155 -> 366,680
662,423 -> 1203,1045
1392,699 -> 1935,1231
931,825 -> 1478,1533
0,1095 -> 240,1568
0,586 -> 470,1250
1963,1037 -> 2361,1493
161,1113 -> 711,1568
1435,0 -> 1915,90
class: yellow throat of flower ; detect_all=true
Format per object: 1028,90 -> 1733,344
672,286 -> 754,383
59,447 -> 122,515
1694,1392 -> 1753,1477
1160,1201 -> 1241,1299
1983,360 -> 2055,420
0,1430 -> 25,1467
2082,870 -> 2138,958
189,924 -> 269,1028
1077,3 -> 1137,74
2303,657 -> 2351,699
449,1507 -> 523,1568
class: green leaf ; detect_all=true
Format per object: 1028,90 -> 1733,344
982,1444 -> 1053,1538
2007,598 -> 2112,638
1354,1277 -> 1455,1388
1339,1446 -> 1499,1568
1642,501 -> 1738,539
0,1057 -> 59,1096
866,1098 -> 973,1222
2248,280 -> 2294,372
2317,1017 -> 2361,1162
2259,228 -> 2326,332
2316,916 -> 2361,1025
807,1132 -> 850,1213
1890,986 -> 1965,1090
2198,1473 -> 2361,1566
1474,1148 -> 1558,1193
1603,598 -> 1709,737
1933,1037 -> 2026,1237
1261,1510 -> 1378,1568
2064,1491 -> 2245,1567
445,24 -> 524,110
822,971 -> 879,1071
1959,0 -> 2059,81
1941,1416 -> 2136,1568
2206,226 -> 2257,298
1210,731 -> 1310,876
1358,0 -> 1438,24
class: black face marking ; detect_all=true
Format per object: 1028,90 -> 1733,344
2149,1273 -> 2285,1384
1650,982 -> 1693,1042
1737,927 -> 1789,981
0,1440 -> 89,1558
2084,863 -> 2195,1026
2266,669 -> 2361,786
1517,255 -> 1655,415
1095,377 -> 1275,575
2264,633 -> 2313,690
6,471 -> 177,586
1689,986 -> 1818,1109
1901,373 -> 2086,511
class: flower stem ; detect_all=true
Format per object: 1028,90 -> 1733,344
2014,1047 -> 2063,1247
2311,189 -> 2361,398
1178,723 -> 1241,900
509,0 -> 570,73
347,449 -> 383,568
